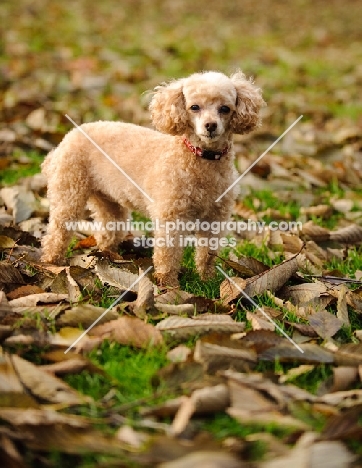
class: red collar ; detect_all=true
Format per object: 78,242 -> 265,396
183,138 -> 229,160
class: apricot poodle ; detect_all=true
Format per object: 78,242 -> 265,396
41,71 -> 264,286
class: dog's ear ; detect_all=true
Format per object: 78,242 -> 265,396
230,71 -> 266,134
149,78 -> 188,135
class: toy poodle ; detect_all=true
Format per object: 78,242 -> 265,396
41,71 -> 264,286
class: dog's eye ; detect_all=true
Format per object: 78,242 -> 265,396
219,105 -> 231,114
190,105 -> 200,112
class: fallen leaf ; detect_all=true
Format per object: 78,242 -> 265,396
260,343 -> 335,364
10,354 -> 88,405
220,253 -> 301,303
6,285 -> 45,300
73,235 -> 97,250
156,315 -> 245,341
133,269 -> 155,318
336,284 -> 350,326
171,384 -> 230,435
309,310 -> 343,339
95,259 -> 140,292
158,450 -> 242,468
330,224 -> 362,244
8,293 -> 68,308
194,340 -> 257,373
0,235 -> 17,249
91,316 -> 163,348
0,408 -> 123,455
0,262 -> 25,287
0,291 -> 13,318
155,303 -> 195,316
57,303 -> 118,328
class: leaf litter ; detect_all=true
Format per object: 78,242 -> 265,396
1,0 -> 362,465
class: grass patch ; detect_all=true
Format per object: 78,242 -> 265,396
0,151 -> 43,185
65,342 -> 169,411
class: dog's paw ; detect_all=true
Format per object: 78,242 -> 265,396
154,272 -> 179,288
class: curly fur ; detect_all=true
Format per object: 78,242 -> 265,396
41,71 -> 264,286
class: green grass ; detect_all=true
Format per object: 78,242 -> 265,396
65,342 -> 169,412
0,151 -> 43,185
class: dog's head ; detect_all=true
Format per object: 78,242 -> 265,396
150,71 -> 265,147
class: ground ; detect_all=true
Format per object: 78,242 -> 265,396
0,0 -> 362,467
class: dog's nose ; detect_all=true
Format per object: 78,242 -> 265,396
205,122 -> 217,133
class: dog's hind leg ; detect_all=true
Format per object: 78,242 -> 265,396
41,158 -> 90,264
87,194 -> 128,251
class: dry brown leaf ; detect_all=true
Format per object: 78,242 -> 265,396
57,303 -> 118,328
0,408 -> 123,455
0,235 -> 17,249
0,186 -> 36,223
6,285 -> 45,300
334,343 -> 362,366
244,253 -> 300,297
247,310 -> 275,331
330,224 -> 362,244
91,316 -> 163,348
167,345 -> 192,363
115,425 -> 150,449
321,406 -> 362,441
309,310 -> 343,339
194,340 -> 257,373
331,198 -> 354,213
220,276 -> 246,303
95,259 -> 139,292
158,451 -> 242,468
0,291 -> 13,318
133,269 -> 155,319
317,389 -> 362,408
73,235 -> 97,250
300,204 -> 333,218
223,369 -> 316,405
337,284 -> 350,326
280,282 -> 329,305
330,367 -> 358,392
8,293 -> 68,308
223,252 -> 268,277
346,288 -> 362,313
69,265 -> 98,290
156,315 -> 245,340
0,325 -> 12,342
171,384 -> 229,435
260,343 -> 335,364
302,221 -> 330,241
10,354 -> 88,405
155,288 -> 194,305
261,438 -> 355,468
280,232 -> 304,253
0,262 -> 25,286
140,396 -> 189,418
228,407 -> 308,430
155,303 -> 195,316
241,329 -> 287,353
228,378 -> 277,412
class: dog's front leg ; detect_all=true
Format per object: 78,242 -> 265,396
195,230 -> 218,281
153,224 -> 183,287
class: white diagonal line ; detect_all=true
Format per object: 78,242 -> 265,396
215,115 -> 303,202
65,114 -> 154,203
64,266 -> 153,353
216,266 -> 304,353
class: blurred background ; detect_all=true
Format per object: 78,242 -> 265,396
0,0 -> 361,185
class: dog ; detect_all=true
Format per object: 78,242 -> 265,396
41,71 -> 264,286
